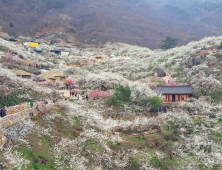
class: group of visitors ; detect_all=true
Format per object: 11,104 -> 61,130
159,106 -> 167,113
0,107 -> 6,118
28,64 -> 39,68
61,85 -> 89,101
70,90 -> 78,97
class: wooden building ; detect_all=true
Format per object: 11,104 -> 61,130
156,85 -> 194,103
10,70 -> 33,78
38,70 -> 67,82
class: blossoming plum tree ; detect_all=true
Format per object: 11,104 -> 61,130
191,71 -> 221,96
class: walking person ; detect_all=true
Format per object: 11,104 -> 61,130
163,106 -> 166,113
1,107 -> 6,117
30,101 -> 34,108
72,91 -> 74,97
67,85 -> 68,91
86,94 -> 89,101
70,90 -> 72,97
44,100 -> 48,106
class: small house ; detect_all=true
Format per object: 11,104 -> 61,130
156,85 -> 194,103
61,51 -> 70,57
51,50 -> 69,57
38,70 -> 67,82
9,39 -> 18,42
10,70 -> 33,78
34,50 -> 42,54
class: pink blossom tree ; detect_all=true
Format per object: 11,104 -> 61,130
88,89 -> 112,99
149,84 -> 155,89
0,83 -> 7,92
66,79 -> 75,87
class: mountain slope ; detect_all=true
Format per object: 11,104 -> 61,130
1,0 -> 222,48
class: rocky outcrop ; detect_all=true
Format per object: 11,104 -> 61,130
188,57 -> 207,67
4,119 -> 34,142
153,68 -> 166,77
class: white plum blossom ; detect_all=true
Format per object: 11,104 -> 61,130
191,71 -> 221,96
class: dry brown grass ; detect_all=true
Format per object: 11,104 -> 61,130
196,52 -> 209,58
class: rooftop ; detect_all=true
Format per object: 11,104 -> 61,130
10,70 -> 33,76
38,70 -> 67,79
156,85 -> 194,94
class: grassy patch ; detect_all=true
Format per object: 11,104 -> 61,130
69,98 -> 78,102
121,136 -> 146,150
107,141 -> 123,151
211,130 -> 222,141
13,133 -> 56,170
193,118 -> 201,124
52,117 -> 81,139
135,137 -> 143,141
150,155 -> 161,168
158,59 -> 167,63
86,143 -> 105,154
72,116 -> 81,124
156,80 -> 165,85
127,157 -> 140,170
56,110 -> 67,117
31,116 -> 40,121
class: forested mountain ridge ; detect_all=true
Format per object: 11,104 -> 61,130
1,0 -> 222,48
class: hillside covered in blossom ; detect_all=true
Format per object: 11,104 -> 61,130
1,33 -> 222,170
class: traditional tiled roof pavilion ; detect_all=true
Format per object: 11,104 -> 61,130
156,85 -> 194,103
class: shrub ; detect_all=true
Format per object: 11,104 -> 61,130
19,55 -> 23,59
114,84 -> 131,103
143,96 -> 163,112
106,84 -> 131,107
0,90 -> 32,107
150,155 -> 161,168
106,96 -> 120,107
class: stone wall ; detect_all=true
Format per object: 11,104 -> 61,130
0,101 -> 54,150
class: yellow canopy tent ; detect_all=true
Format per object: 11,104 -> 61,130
23,42 -> 39,47
29,42 -> 39,47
